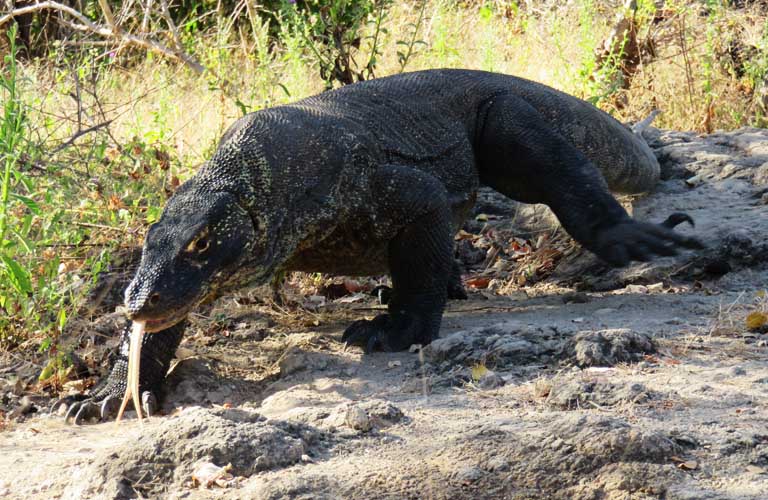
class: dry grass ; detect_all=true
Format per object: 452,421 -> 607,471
22,1 -> 768,170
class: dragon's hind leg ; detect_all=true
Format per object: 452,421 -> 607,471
476,94 -> 702,266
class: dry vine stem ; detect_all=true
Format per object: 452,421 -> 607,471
0,1 -> 206,74
116,320 -> 146,425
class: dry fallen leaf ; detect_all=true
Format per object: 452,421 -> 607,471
454,230 -> 475,241
466,277 -> 491,289
745,311 -> 767,331
191,462 -> 235,489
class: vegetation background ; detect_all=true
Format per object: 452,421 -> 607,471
1,0 -> 767,382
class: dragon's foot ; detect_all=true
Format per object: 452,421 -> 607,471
342,312 -> 432,353
53,390 -> 157,425
592,212 -> 704,267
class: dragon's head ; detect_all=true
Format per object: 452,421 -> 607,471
124,181 -> 258,332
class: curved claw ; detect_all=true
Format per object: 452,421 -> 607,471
342,318 -> 384,353
142,391 -> 157,417
58,391 -> 159,424
661,212 -> 696,229
594,212 -> 705,267
100,395 -> 120,420
51,394 -> 86,415
66,400 -> 101,425
365,335 -> 380,354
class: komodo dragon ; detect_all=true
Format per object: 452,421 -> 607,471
61,69 -> 702,423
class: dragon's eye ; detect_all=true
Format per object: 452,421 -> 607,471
186,229 -> 210,254
194,237 -> 209,252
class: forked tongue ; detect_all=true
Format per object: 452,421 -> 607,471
116,320 -> 146,425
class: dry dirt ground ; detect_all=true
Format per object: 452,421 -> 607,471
1,126 -> 767,500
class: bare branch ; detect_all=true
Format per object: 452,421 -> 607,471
0,1 -> 207,75
50,121 -> 113,155
159,0 -> 183,51
97,0 -> 118,31
141,0 -> 154,33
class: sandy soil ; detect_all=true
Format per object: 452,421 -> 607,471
0,126 -> 767,499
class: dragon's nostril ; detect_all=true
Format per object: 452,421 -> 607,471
148,292 -> 161,307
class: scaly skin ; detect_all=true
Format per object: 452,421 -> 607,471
60,70 -> 702,423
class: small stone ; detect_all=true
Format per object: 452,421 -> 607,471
550,437 -> 565,450
732,366 -> 747,376
8,395 -> 36,420
562,292 -> 589,304
387,360 -> 402,369
478,373 -> 505,390
678,460 -> 698,470
593,308 -> 617,316
345,407 -> 371,432
455,465 -> 483,483
487,457 -> 509,472
10,378 -> 24,396
279,350 -> 307,376
685,174 -> 705,187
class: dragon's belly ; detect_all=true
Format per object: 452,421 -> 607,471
284,191 -> 476,276
284,226 -> 391,275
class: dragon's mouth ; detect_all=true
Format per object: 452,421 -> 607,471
142,309 -> 190,333
131,289 -> 216,333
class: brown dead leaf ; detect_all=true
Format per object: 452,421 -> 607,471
466,277 -> 491,289
154,149 -> 171,170
104,146 -> 121,162
107,194 -> 125,211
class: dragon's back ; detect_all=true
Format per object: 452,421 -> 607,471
290,69 -> 660,194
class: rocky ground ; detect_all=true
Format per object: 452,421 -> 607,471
1,126 -> 767,499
